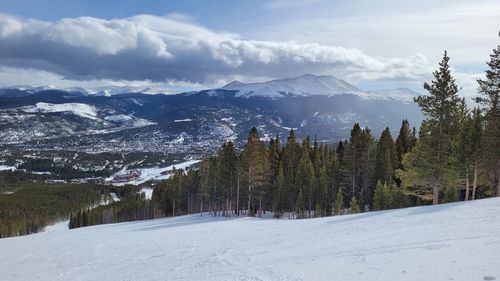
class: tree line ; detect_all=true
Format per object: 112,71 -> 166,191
0,183 -> 104,238
69,193 -> 153,229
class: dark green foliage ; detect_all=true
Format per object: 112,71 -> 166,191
476,36 -> 500,196
349,196 -> 360,214
411,51 -> 463,204
69,193 -> 152,229
334,187 -> 344,215
395,119 -> 416,169
0,183 -> 103,237
295,189 -> 305,219
375,127 -> 398,186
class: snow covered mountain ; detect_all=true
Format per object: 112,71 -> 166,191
222,74 -> 418,101
1,198 -> 499,280
0,85 -> 171,97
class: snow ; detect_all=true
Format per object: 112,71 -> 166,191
108,159 -> 201,186
110,193 -> 120,202
139,187 -> 153,200
24,102 -> 99,120
367,88 -> 418,102
1,198 -> 499,281
224,74 -> 363,98
222,74 -> 419,101
104,114 -> 133,123
42,220 -> 69,233
0,165 -> 16,171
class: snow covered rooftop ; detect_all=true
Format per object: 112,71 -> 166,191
1,198 -> 499,281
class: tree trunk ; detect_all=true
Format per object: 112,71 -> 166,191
432,185 -> 439,205
200,200 -> 203,216
465,169 -> 470,201
236,173 -> 240,216
259,195 -> 262,217
496,161 -> 500,197
472,162 -> 478,200
308,189 -> 312,218
248,168 -> 252,216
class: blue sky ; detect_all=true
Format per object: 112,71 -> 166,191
0,0 -> 498,96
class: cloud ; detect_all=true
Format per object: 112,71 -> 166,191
0,13 -> 437,86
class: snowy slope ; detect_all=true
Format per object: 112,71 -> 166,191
1,198 -> 499,281
23,102 -> 99,120
221,74 -> 418,101
223,74 -> 364,98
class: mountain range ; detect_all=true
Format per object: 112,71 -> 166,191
0,74 -> 423,158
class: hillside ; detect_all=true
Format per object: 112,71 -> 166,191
1,198 -> 499,281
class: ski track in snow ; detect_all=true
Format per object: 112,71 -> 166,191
1,198 -> 499,281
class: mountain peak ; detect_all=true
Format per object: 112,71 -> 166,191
223,80 -> 245,88
222,74 -> 362,99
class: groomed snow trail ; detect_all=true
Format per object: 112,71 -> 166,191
1,198 -> 500,281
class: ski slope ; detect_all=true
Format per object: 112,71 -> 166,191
1,198 -> 499,281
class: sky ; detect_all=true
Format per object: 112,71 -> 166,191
0,0 -> 499,96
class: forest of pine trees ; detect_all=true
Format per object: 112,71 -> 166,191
67,34 -> 499,228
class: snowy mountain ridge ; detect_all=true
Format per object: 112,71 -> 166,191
1,74 -> 420,101
222,74 -> 419,101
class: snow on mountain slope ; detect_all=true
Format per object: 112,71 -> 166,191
368,88 -> 419,102
221,74 -> 420,101
223,74 -> 364,98
1,198 -> 499,281
23,102 -> 99,120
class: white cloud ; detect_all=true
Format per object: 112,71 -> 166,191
0,13 -> 437,84
0,12 -> 490,98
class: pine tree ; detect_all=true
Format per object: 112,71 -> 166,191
395,119 -> 414,169
442,185 -> 459,203
470,108 -> 483,200
241,127 -> 269,216
295,189 -> 305,219
297,139 -> 315,218
334,187 -> 344,215
273,161 -> 285,218
336,141 -> 345,165
373,180 -> 385,211
283,129 -> 301,216
349,196 -> 360,214
218,142 -> 238,216
476,35 -> 500,196
414,51 -> 462,204
375,127 -> 397,186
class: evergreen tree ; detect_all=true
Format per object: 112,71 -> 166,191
283,129 -> 301,216
217,142 -> 238,216
336,141 -> 345,165
349,196 -> 360,214
375,127 -> 397,186
373,180 -> 385,211
241,127 -> 269,216
334,187 -> 344,215
295,189 -> 305,219
413,51 -> 462,204
395,119 -> 415,169
442,185 -> 459,203
297,139 -> 315,218
476,35 -> 500,196
273,161 -> 285,218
